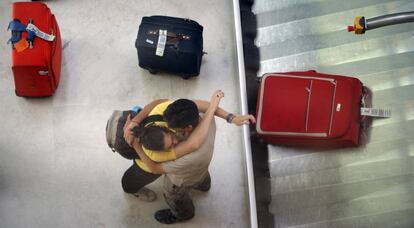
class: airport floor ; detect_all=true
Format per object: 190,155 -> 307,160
0,1 -> 250,227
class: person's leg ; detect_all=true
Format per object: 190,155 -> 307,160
194,171 -> 211,192
154,177 -> 195,224
121,162 -> 161,201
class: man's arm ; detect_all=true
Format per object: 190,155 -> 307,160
123,99 -> 168,145
172,91 -> 224,158
194,99 -> 228,120
194,99 -> 256,125
130,99 -> 168,124
132,139 -> 165,174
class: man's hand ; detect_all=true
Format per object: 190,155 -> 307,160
123,114 -> 138,146
232,114 -> 256,125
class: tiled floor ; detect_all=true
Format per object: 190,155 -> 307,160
0,1 -> 250,227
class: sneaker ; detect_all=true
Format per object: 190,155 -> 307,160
154,209 -> 178,224
133,187 -> 157,202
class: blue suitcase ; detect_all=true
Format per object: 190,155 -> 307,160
135,16 -> 204,79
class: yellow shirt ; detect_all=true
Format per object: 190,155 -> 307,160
135,101 -> 177,172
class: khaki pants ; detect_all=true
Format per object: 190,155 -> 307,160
163,172 -> 210,220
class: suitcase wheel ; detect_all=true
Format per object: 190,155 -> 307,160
15,90 -> 22,97
181,75 -> 191,80
148,69 -> 157,75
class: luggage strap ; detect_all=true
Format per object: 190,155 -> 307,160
8,20 -> 27,32
26,23 -> 55,41
7,20 -> 35,45
140,114 -> 166,128
7,19 -> 55,47
132,114 -> 167,138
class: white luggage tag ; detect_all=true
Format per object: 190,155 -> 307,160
155,29 -> 167,56
360,108 -> 391,118
26,23 -> 55,41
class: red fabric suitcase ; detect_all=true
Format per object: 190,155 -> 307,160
256,71 -> 363,148
11,2 -> 62,97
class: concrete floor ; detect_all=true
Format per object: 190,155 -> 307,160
0,1 -> 250,227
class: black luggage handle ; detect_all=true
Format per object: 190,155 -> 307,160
148,30 -> 191,40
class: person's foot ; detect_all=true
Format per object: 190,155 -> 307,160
155,209 -> 181,224
194,172 -> 211,192
133,187 -> 156,202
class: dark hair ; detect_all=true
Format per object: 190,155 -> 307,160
138,125 -> 170,151
164,99 -> 199,129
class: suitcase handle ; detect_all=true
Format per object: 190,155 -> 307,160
148,30 -> 191,40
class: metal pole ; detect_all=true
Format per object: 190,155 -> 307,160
232,0 -> 258,227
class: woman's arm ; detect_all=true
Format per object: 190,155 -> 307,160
123,99 -> 168,145
131,99 -> 168,125
132,139 -> 165,174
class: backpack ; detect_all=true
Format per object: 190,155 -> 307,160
105,108 -> 164,160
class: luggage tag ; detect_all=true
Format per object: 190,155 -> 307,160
14,39 -> 29,52
26,23 -> 55,41
155,29 -> 167,57
360,108 -> 391,118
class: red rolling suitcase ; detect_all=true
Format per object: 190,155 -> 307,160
256,71 -> 363,148
9,2 -> 62,97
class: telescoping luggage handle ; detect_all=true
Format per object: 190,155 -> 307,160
148,30 -> 191,40
148,29 -> 207,56
149,29 -> 191,56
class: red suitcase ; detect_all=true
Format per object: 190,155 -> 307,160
256,71 -> 363,148
10,2 -> 62,97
